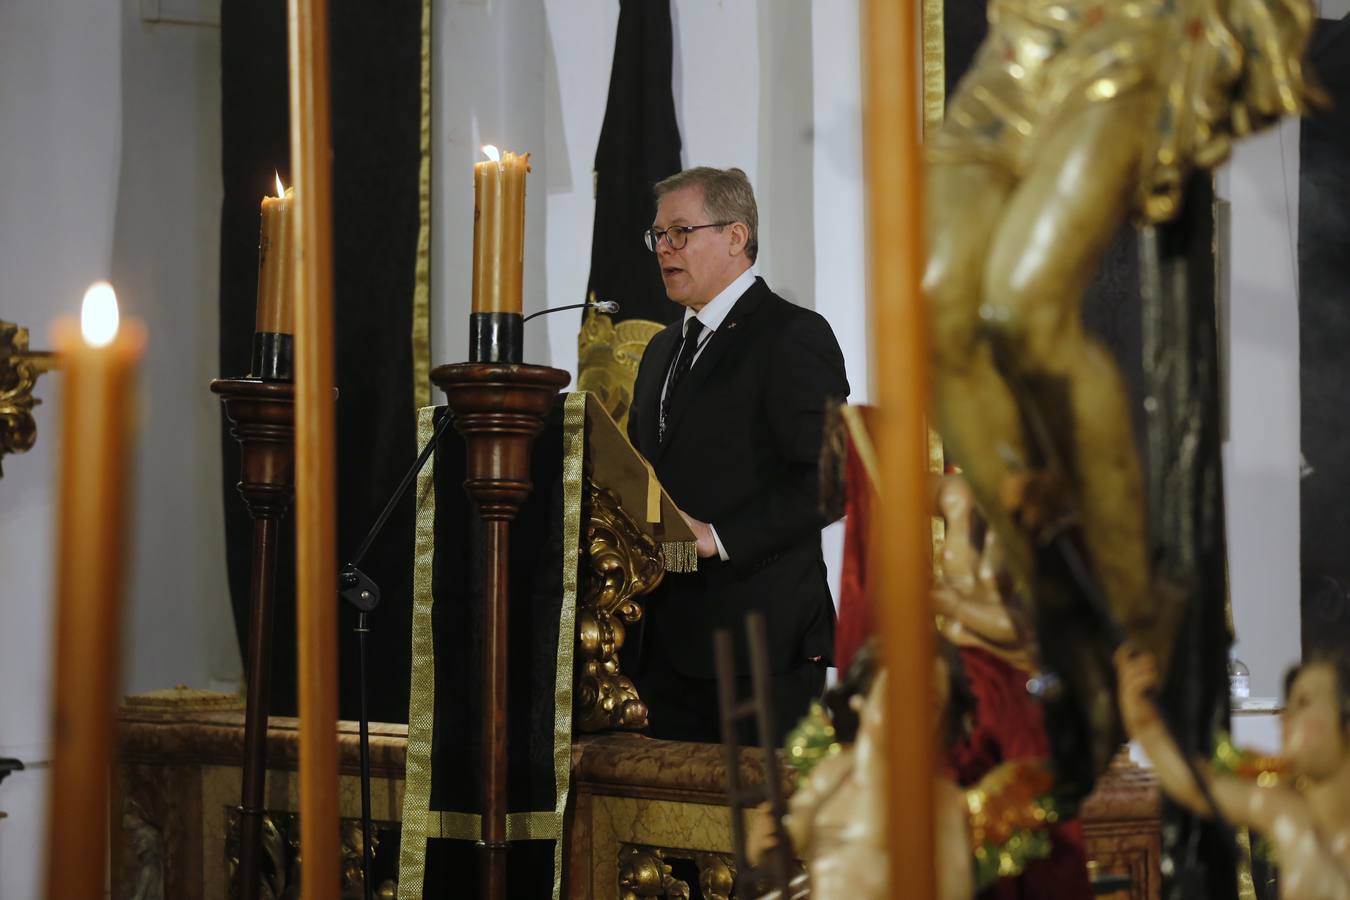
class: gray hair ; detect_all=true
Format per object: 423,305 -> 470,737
654,166 -> 759,263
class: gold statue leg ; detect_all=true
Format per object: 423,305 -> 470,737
929,92 -> 1169,658
925,161 -> 1032,580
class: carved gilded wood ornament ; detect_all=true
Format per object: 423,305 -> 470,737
575,481 -> 666,732
0,320 -> 57,477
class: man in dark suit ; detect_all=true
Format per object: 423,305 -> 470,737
627,166 -> 850,744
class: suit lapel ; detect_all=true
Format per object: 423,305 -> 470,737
655,278 -> 770,460
636,326 -> 680,454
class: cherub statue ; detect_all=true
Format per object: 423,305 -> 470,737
750,655 -> 1075,900
746,656 -> 983,900
926,0 -> 1323,677
1117,648 -> 1350,899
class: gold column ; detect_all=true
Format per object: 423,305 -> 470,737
286,1 -> 339,896
861,0 -> 933,896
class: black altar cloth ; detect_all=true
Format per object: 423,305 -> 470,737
397,395 -> 585,900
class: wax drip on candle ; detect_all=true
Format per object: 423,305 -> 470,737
81,282 -> 120,347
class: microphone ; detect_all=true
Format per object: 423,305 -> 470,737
522,298 -> 620,323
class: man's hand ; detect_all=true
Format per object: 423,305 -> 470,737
678,509 -> 720,559
1114,645 -> 1161,738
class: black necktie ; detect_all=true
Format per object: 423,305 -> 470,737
660,317 -> 705,441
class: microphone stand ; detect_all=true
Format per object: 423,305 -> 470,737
522,298 -> 619,323
338,410 -> 453,900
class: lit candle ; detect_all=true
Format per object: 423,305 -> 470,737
44,283 -> 146,900
472,144 -> 530,315
252,173 -> 295,381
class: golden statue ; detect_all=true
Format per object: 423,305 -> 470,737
933,475 -> 1036,674
1118,648 -> 1350,899
926,0 -> 1323,678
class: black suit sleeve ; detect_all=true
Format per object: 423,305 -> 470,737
713,310 -> 849,566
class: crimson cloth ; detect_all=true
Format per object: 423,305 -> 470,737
951,647 -> 1093,900
833,439 -> 873,673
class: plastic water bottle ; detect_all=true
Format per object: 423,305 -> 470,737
1228,650 -> 1251,702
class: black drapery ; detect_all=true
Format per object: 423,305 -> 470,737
218,2 -> 426,723
1299,18 -> 1350,662
584,0 -> 683,326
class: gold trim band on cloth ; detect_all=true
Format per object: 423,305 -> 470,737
922,0 -> 946,134
401,810 -> 564,842
549,390 -> 588,900
410,0 -> 432,412
922,0 -> 946,565
397,406 -> 440,900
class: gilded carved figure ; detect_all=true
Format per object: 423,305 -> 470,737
925,0 -> 1323,727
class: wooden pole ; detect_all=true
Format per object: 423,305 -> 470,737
209,378 -> 296,900
860,0 -> 934,896
286,1 -> 339,896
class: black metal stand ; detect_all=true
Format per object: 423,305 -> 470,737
714,613 -> 803,900
337,409 -> 454,900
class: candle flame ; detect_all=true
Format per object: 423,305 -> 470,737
482,144 -> 501,163
81,281 -> 120,347
275,172 -> 286,198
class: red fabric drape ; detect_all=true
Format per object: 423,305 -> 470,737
951,647 -> 1093,900
834,440 -> 873,673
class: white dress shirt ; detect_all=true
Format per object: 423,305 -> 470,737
659,267 -> 756,562
659,266 -> 755,408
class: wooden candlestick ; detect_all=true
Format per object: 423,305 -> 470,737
209,377 -> 295,900
431,362 -> 570,900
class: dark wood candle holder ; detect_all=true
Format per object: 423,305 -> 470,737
430,362 -> 570,900
208,377 -> 295,900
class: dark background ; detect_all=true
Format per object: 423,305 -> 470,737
1299,18 -> 1350,661
219,2 -> 425,723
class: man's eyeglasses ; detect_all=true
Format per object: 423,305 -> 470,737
643,222 -> 731,252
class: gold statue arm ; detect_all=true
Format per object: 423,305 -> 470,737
933,583 -> 1020,649
1,321 -> 59,475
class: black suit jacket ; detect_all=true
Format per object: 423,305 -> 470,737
627,277 -> 850,678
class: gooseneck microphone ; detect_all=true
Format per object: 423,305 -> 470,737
522,298 -> 620,323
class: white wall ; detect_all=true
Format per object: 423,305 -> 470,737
112,3 -> 237,698
1218,118 -> 1305,700
0,4 -> 123,897
432,0 -> 552,367
0,4 -> 231,897
432,0 -> 870,379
